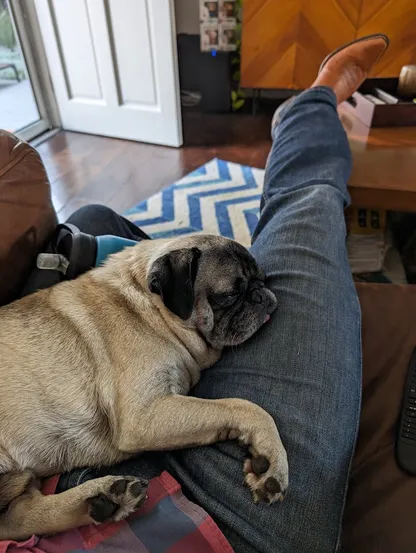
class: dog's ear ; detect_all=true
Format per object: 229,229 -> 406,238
148,247 -> 201,320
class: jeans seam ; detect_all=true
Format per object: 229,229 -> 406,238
334,293 -> 362,553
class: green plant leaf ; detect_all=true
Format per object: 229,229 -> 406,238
231,90 -> 238,102
233,98 -> 245,111
232,70 -> 241,81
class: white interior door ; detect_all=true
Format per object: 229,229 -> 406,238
34,0 -> 182,147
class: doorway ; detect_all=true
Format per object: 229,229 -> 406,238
34,0 -> 182,147
0,0 -> 57,140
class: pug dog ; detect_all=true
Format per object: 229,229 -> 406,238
0,234 -> 288,541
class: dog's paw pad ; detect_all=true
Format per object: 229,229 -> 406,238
109,479 -> 128,496
89,477 -> 149,524
250,456 -> 270,475
265,477 -> 281,494
243,455 -> 288,505
88,494 -> 118,523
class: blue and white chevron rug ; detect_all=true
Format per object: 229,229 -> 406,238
124,159 -> 264,248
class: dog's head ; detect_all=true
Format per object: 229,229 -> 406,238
147,235 -> 277,349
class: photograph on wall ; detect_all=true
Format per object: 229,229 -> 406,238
200,22 -> 219,51
219,22 -> 238,51
219,0 -> 237,22
200,0 -> 219,21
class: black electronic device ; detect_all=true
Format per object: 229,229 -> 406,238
396,347 -> 416,475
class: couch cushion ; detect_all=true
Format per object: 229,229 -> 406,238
343,283 -> 416,553
0,130 -> 57,306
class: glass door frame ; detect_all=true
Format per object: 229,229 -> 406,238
8,0 -> 60,141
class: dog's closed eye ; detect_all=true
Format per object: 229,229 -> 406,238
211,292 -> 240,307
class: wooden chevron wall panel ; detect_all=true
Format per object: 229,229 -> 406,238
240,0 -> 300,88
241,0 -> 416,89
293,1 -> 358,88
357,0 -> 416,78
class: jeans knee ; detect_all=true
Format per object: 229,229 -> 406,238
65,204 -> 120,236
67,204 -> 113,223
305,182 -> 346,204
267,182 -> 347,212
294,184 -> 348,225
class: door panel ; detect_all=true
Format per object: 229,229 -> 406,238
107,0 -> 157,105
52,0 -> 102,99
35,0 -> 182,146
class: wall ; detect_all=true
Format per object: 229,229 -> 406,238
174,0 -> 199,34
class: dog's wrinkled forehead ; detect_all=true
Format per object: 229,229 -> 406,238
199,240 -> 263,290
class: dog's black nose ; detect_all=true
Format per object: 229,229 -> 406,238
250,289 -> 264,305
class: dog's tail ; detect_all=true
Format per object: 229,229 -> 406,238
0,471 -> 34,511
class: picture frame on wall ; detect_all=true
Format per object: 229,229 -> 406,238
200,22 -> 219,51
219,22 -> 237,51
219,0 -> 237,22
200,0 -> 239,52
200,0 -> 219,22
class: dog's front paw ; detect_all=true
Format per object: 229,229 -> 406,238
243,449 -> 288,504
87,476 -> 148,523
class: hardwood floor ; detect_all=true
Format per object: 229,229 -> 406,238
36,113 -> 273,222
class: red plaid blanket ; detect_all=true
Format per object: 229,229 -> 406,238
0,471 -> 234,553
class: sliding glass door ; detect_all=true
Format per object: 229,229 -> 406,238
0,0 -> 57,140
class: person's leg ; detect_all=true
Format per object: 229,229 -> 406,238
37,36 -> 387,551
66,204 -> 150,241
164,86 -> 361,553
21,204 -> 150,297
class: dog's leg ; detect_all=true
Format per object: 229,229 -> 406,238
118,396 -> 289,503
0,471 -> 34,511
0,475 -> 148,542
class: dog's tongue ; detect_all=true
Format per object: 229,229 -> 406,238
264,314 -> 271,324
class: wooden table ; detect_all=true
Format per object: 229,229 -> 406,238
339,107 -> 416,212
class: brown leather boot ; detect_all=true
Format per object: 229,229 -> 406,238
271,34 -> 389,134
311,34 -> 389,104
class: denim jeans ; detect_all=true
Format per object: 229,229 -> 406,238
39,86 -> 362,553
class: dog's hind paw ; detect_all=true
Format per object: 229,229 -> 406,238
87,476 -> 148,523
